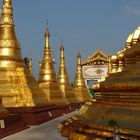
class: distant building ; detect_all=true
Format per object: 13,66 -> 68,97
81,48 -> 109,88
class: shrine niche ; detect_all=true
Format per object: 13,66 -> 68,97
81,48 -> 109,87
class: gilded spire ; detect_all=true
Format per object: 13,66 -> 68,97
44,25 -> 50,48
39,25 -> 56,82
44,25 -> 51,60
1,0 -> 14,26
0,0 -> 22,68
58,41 -> 70,85
74,51 -> 85,87
73,51 -> 90,102
57,41 -> 77,103
107,54 -> 112,75
39,26 -> 68,105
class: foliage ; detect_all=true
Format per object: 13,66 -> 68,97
108,119 -> 119,128
88,88 -> 94,97
24,57 -> 30,66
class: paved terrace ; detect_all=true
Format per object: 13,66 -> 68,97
2,112 -> 77,140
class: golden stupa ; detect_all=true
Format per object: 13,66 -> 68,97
57,42 -> 77,103
0,0 -> 49,107
39,26 -> 68,105
59,27 -> 140,139
73,52 -> 91,102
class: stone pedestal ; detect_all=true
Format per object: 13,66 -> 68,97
0,114 -> 28,139
6,105 -> 56,125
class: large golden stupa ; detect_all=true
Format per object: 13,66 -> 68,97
0,0 -> 49,107
73,52 -> 91,102
39,26 -> 68,105
59,26 -> 140,139
57,42 -> 77,103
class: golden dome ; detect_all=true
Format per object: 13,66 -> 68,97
92,83 -> 100,90
111,55 -> 118,63
117,52 -> 125,61
3,0 -> 11,4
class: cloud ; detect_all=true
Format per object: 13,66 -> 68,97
125,6 -> 140,17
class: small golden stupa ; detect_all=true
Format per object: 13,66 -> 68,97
57,42 -> 77,103
59,27 -> 140,139
73,52 -> 91,102
39,26 -> 68,105
0,0 -> 49,107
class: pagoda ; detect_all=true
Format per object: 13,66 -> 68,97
39,26 -> 69,116
59,26 -> 140,139
73,52 -> 91,102
0,0 -> 55,125
57,42 -> 78,105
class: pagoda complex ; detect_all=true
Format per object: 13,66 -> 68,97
38,26 -> 70,115
0,0 -> 55,125
73,52 -> 91,102
59,27 -> 140,139
57,42 -> 78,104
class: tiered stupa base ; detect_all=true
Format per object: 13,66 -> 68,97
59,84 -> 82,111
39,82 -> 79,115
59,100 -> 140,140
0,114 -> 28,139
74,87 -> 91,102
39,82 -> 68,104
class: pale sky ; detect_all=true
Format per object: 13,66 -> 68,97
1,0 -> 140,82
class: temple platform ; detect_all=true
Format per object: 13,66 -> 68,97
0,114 -> 28,139
6,104 -> 81,125
6,105 -> 56,125
69,102 -> 83,111
49,103 -> 81,119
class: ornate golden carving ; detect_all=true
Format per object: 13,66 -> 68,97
82,48 -> 108,66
